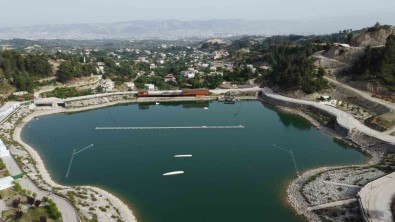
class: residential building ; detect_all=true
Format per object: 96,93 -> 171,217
100,79 -> 115,92
164,74 -> 176,82
144,84 -> 155,91
125,82 -> 135,90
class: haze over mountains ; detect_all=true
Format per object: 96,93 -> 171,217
0,13 -> 394,40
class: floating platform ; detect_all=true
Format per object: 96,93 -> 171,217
163,171 -> 184,176
174,155 -> 192,158
95,125 -> 245,130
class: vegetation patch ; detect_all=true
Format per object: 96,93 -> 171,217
45,87 -> 93,99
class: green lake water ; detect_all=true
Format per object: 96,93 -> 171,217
22,101 -> 367,222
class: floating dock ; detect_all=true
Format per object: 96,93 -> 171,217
174,155 -> 192,158
163,171 -> 184,176
95,125 -> 245,130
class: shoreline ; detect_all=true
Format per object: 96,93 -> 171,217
10,95 -> 254,222
13,101 -> 138,222
11,94 -> 376,222
259,98 -> 383,221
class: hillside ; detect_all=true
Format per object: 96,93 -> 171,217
351,24 -> 395,47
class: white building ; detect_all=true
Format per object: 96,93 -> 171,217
0,176 -> 14,191
100,79 -> 115,92
125,82 -> 135,90
0,139 -> 10,158
144,84 -> 155,91
181,68 -> 197,79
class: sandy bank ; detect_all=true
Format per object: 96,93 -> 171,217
13,101 -> 138,221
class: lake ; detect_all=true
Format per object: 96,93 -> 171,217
22,101 -> 367,221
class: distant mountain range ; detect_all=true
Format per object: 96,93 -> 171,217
0,15 -> 394,40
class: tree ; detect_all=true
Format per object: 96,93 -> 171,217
317,67 -> 326,77
26,196 -> 35,205
13,210 -> 23,220
374,22 -> 381,30
11,198 -> 21,208
34,200 -> 42,208
57,61 -> 75,83
347,33 -> 354,44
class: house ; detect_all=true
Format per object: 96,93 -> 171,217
100,79 -> 115,92
320,95 -> 330,101
144,84 -> 155,91
181,68 -> 196,79
164,74 -> 176,82
259,65 -> 272,70
125,82 -> 135,90
0,139 -> 10,158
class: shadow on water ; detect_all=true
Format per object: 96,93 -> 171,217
262,103 -> 311,130
139,101 -> 209,109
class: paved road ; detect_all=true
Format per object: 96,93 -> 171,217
307,198 -> 358,211
1,155 -> 79,222
325,77 -> 395,112
263,87 -> 395,220
359,172 -> 395,222
262,87 -> 395,144
18,179 -> 78,222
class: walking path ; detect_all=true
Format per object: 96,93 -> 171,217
324,76 -> 395,112
262,87 -> 395,144
307,198 -> 358,211
262,87 -> 395,221
323,181 -> 362,188
359,172 -> 395,222
1,155 -> 79,222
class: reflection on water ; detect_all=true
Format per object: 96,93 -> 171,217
139,101 -> 210,109
263,103 -> 311,130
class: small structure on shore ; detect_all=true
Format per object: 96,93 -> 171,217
0,176 -> 14,191
0,139 -> 10,158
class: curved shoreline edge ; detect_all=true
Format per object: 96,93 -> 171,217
10,91 -> 384,222
13,101 -> 138,222
259,90 -> 385,222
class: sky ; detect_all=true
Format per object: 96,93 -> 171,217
0,0 -> 394,27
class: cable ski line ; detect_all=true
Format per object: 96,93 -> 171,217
73,144 -> 94,155
272,144 -> 300,177
65,144 -> 94,178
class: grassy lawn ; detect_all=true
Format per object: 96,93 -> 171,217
0,188 -> 25,206
2,207 -> 56,222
